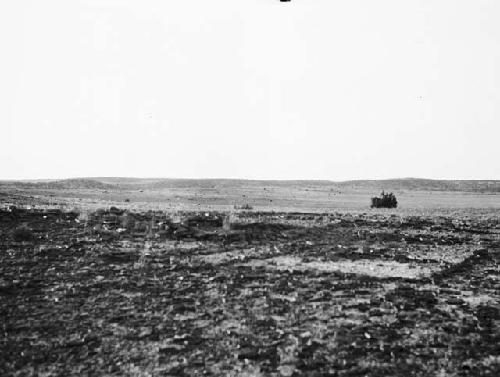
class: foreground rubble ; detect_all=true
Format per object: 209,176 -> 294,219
1,207 -> 499,376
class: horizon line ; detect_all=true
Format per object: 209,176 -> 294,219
2,176 -> 500,183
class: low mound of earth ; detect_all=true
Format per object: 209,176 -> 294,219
1,206 -> 499,376
4,177 -> 499,193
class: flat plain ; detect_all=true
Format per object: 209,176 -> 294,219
1,179 -> 499,376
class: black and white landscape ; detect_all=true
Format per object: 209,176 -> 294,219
1,1 -> 500,376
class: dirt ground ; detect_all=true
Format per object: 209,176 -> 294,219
1,192 -> 500,376
2,181 -> 500,214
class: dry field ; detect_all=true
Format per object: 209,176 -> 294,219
1,187 -> 499,376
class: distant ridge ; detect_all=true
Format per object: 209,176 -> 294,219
336,178 -> 500,193
0,178 -> 114,190
1,177 -> 500,193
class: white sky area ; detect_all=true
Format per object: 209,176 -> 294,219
1,0 -> 499,180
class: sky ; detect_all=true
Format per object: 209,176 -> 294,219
1,0 -> 499,180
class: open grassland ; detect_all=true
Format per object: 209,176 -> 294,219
1,182 -> 500,214
1,187 -> 499,376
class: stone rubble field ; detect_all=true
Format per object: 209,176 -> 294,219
1,206 -> 500,376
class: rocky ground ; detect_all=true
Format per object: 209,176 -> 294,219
1,205 -> 500,376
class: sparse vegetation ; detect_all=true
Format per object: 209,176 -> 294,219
11,225 -> 34,241
234,204 -> 253,210
2,206 -> 500,376
2,181 -> 500,377
371,191 -> 398,208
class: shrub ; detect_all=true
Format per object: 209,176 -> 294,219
234,204 -> 253,210
371,191 -> 398,208
12,225 -> 34,241
109,206 -> 124,216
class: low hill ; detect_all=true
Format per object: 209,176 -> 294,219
97,177 -> 500,193
1,177 -> 499,193
337,178 -> 500,193
0,178 -> 115,190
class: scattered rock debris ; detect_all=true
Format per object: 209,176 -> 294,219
1,206 -> 499,376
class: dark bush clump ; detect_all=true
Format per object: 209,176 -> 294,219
234,204 -> 253,210
109,206 -> 124,216
12,225 -> 34,241
371,191 -> 398,208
